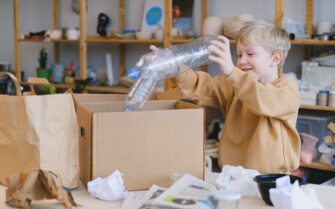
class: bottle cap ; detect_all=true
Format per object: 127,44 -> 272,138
213,191 -> 241,201
319,89 -> 329,94
123,29 -> 136,34
128,68 -> 141,80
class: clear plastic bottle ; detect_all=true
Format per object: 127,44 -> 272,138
124,35 -> 219,112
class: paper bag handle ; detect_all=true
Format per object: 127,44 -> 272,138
0,72 -> 22,96
27,77 -> 52,95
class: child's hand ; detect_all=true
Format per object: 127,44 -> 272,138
149,45 -> 159,52
208,36 -> 234,75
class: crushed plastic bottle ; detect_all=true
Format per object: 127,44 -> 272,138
124,35 -> 219,112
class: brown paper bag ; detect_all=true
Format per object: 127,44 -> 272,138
6,170 -> 78,209
0,72 -> 79,188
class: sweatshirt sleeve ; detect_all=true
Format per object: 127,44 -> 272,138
173,69 -> 234,111
227,67 -> 300,120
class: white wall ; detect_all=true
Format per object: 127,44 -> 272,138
1,0 -> 335,80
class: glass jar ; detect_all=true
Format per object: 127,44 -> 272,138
213,191 -> 241,209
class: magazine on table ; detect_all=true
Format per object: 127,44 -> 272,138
121,185 -> 167,209
146,174 -> 217,209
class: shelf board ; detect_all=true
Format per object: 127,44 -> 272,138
86,36 -> 162,44
300,104 -> 335,111
86,85 -> 129,94
22,82 -> 129,93
300,162 -> 335,172
21,82 -> 74,89
291,39 -> 335,45
171,37 -> 193,44
228,38 -> 335,46
51,83 -> 74,89
21,37 -> 335,46
19,38 -> 79,43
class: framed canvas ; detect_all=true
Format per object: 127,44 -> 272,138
141,0 -> 165,33
172,0 -> 195,37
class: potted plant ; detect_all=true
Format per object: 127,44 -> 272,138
36,48 -> 51,80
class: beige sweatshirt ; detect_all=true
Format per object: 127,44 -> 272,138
174,67 -> 301,173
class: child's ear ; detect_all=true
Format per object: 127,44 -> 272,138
271,51 -> 283,67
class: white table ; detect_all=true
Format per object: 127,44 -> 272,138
1,172 -> 334,209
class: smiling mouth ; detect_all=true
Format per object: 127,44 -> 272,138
242,68 -> 252,72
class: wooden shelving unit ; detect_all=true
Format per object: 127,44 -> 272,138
12,0 -> 208,93
11,0 -> 335,173
11,0 -> 335,99
299,103 -> 335,172
276,0 -> 335,173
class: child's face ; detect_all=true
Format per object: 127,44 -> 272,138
236,40 -> 278,83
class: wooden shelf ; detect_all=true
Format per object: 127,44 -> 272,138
19,38 -> 79,43
86,36 -> 162,44
22,81 -> 129,94
21,82 -> 74,89
228,39 -> 335,46
291,39 -> 335,45
11,0 -> 208,84
19,37 -> 335,46
171,37 -> 193,44
300,104 -> 335,111
300,162 -> 335,172
86,85 -> 129,94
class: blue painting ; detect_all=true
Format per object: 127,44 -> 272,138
146,6 -> 162,26
141,0 -> 165,32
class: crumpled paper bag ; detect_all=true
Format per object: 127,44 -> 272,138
87,170 -> 128,202
270,176 -> 324,209
216,165 -> 260,197
6,170 -> 78,209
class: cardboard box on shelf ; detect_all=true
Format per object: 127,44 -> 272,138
77,100 -> 205,191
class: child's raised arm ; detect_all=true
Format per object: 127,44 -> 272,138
208,36 -> 235,76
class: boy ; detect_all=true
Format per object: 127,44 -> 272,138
172,20 -> 300,173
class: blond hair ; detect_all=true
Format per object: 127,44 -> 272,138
237,20 -> 291,67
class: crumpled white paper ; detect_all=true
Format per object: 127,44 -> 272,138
270,176 -> 324,209
87,170 -> 128,201
216,165 -> 260,197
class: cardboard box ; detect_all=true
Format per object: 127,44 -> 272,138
74,93 -> 126,104
77,100 -> 205,191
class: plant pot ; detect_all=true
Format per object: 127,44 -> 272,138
36,68 -> 51,80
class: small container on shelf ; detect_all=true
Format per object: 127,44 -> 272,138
317,89 -> 329,106
328,90 -> 335,106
